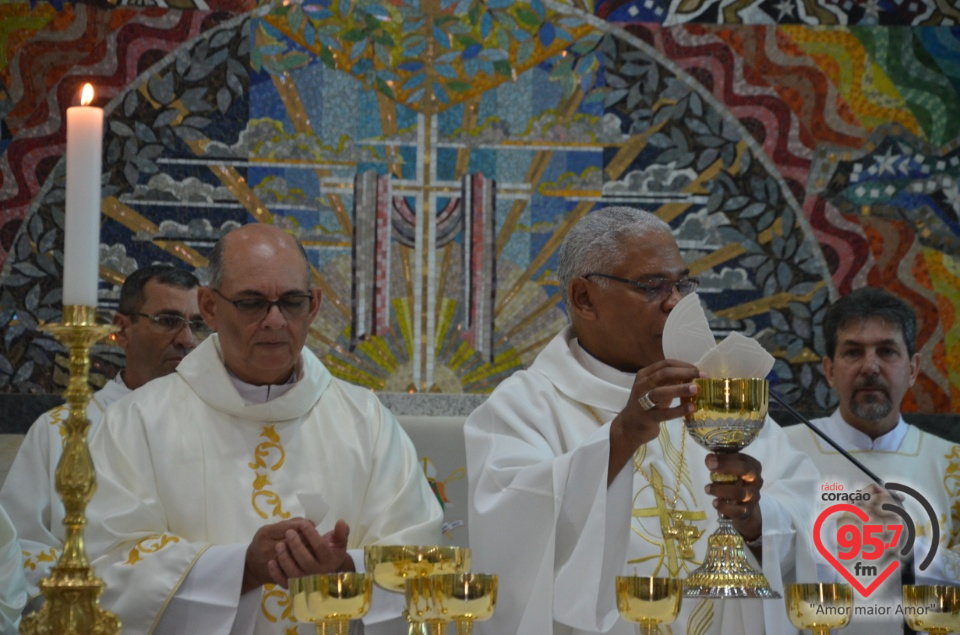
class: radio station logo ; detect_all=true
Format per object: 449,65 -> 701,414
814,482 -> 940,597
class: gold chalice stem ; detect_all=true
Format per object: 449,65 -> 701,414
315,620 -> 349,635
407,622 -> 444,635
403,611 -> 430,635
454,618 -> 476,635
712,467 -> 740,535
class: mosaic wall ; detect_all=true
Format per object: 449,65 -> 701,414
0,0 -> 958,414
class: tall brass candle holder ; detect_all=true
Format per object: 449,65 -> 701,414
682,377 -> 780,599
20,305 -> 120,635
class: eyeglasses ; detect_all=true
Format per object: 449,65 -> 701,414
212,288 -> 314,321
129,312 -> 210,338
583,273 -> 699,302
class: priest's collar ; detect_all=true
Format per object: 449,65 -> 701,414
818,408 -> 908,452
569,336 -> 635,391
209,336 -> 303,405
226,367 -> 301,405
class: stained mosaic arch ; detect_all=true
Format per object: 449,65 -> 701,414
0,0 -> 957,413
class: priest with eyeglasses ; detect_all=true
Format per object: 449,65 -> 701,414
464,206 -> 819,635
83,224 -> 442,634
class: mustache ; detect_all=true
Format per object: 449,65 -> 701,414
854,376 -> 888,392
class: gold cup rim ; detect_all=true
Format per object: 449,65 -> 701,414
289,571 -> 371,596
364,544 -> 468,560
785,582 -> 854,597
615,575 -> 684,596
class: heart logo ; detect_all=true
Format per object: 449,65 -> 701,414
813,503 -> 900,597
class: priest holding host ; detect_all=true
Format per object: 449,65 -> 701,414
0,263 -> 204,611
83,224 -> 443,634
465,206 -> 820,635
785,287 -> 960,635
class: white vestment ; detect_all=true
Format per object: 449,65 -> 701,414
85,336 -> 443,634
785,411 -> 960,635
465,327 -> 819,635
0,377 -> 130,602
0,504 -> 27,635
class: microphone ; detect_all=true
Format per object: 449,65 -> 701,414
769,391 -> 887,488
769,390 -> 916,635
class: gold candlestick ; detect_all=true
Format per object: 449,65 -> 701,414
20,305 -> 121,635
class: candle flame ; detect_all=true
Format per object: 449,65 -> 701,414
80,83 -> 94,106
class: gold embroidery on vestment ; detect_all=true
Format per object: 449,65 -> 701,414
123,534 -> 181,565
261,584 -> 294,623
247,426 -> 296,624
22,547 -> 59,571
249,424 -> 292,520
248,424 -> 286,471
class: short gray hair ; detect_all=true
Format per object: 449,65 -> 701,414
557,206 -> 673,307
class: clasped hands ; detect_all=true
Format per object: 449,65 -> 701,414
619,359 -> 764,544
243,517 -> 354,593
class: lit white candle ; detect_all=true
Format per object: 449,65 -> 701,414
63,83 -> 103,307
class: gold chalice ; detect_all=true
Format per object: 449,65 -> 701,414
902,585 -> 960,634
365,545 -> 470,634
682,377 -> 780,599
616,576 -> 683,635
436,573 -> 498,635
405,576 -> 448,635
289,572 -> 372,635
785,583 -> 853,634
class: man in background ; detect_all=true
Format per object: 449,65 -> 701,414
0,264 -> 203,608
85,223 -> 442,634
465,206 -> 818,635
786,287 -> 960,635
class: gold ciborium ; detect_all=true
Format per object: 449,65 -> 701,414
405,576 -> 448,635
365,545 -> 470,634
785,583 -> 853,634
289,572 -> 372,635
682,377 -> 779,599
902,585 -> 960,634
436,573 -> 498,635
616,576 -> 682,635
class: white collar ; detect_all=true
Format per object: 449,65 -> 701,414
227,367 -> 300,405
529,326 -> 633,413
570,337 -> 635,391
816,408 -> 908,451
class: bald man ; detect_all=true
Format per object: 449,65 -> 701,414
85,225 -> 442,634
